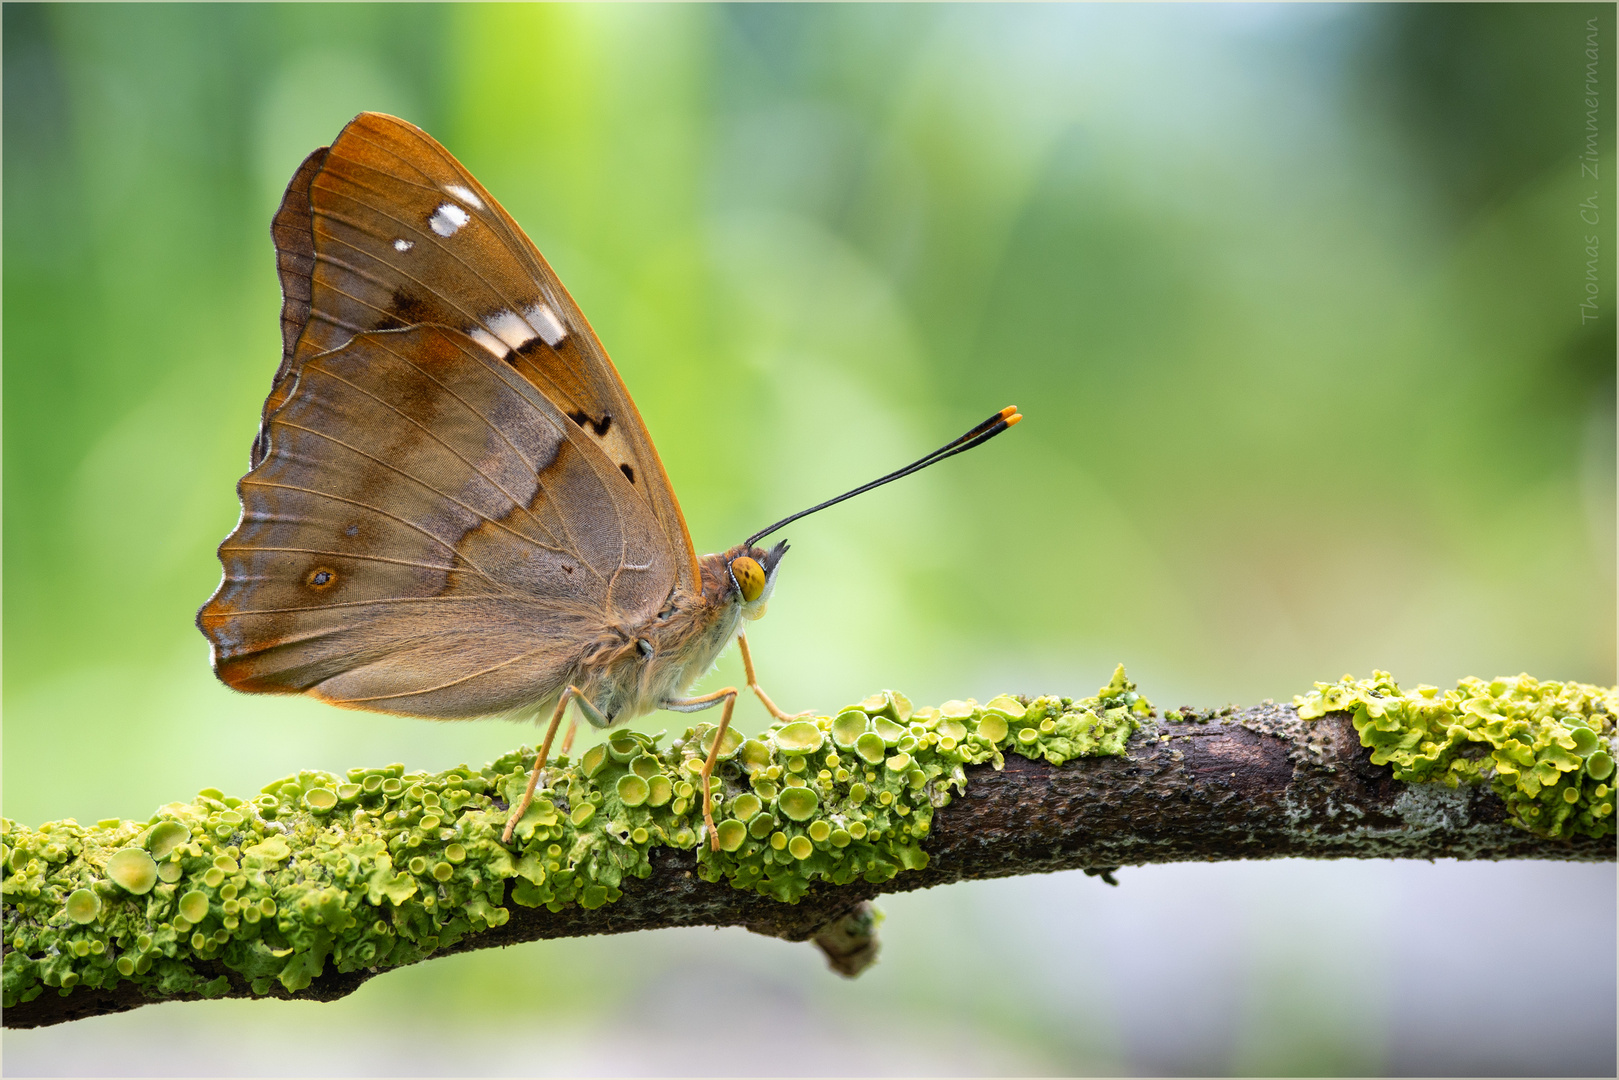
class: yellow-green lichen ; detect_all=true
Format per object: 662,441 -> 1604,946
1295,671 -> 1618,840
687,666 -> 1147,902
1,669 -> 1149,1008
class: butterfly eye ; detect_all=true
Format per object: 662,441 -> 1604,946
731,557 -> 766,603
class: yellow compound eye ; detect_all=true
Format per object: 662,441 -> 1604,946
731,556 -> 766,603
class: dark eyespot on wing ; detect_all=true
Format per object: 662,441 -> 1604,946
619,463 -> 635,484
306,567 -> 337,590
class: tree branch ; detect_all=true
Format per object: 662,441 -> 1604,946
6,680 -> 1613,1029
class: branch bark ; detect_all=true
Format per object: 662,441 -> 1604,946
6,703 -> 1609,1029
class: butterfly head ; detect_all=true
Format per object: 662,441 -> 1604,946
726,541 -> 788,621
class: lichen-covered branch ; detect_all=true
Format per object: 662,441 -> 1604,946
5,670 -> 1613,1029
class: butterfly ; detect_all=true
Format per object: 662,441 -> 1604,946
197,113 -> 1020,849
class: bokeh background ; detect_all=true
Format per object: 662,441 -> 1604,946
5,4 -> 1614,1076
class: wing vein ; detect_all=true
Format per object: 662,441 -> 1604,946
331,641 -> 567,704
311,225 -> 485,330
217,595 -> 492,616
239,480 -> 498,579
218,545 -> 469,571
270,412 -> 570,567
294,359 -> 580,559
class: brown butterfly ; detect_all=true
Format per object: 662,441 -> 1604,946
198,113 -> 1020,848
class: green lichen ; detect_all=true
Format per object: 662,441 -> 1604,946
1296,671 -> 1618,840
690,667 -> 1148,903
0,667 -> 1149,1007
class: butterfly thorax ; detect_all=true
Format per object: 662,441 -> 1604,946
570,543 -> 784,728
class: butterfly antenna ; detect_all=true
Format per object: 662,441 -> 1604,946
745,406 -> 1023,548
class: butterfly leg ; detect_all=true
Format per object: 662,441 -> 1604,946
663,687 -> 740,850
737,631 -> 814,722
558,715 -> 580,759
696,691 -> 738,850
503,687 -> 594,845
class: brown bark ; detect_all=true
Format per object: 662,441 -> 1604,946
9,704 -> 1610,1028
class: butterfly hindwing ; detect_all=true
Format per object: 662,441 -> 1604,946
201,325 -> 677,718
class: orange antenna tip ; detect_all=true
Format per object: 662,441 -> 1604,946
998,405 -> 1018,419
1005,412 -> 1023,427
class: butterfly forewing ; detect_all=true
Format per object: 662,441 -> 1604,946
267,113 -> 699,592
202,324 -> 678,719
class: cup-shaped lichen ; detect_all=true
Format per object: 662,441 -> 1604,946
858,690 -> 913,723
699,724 -> 743,760
737,738 -> 772,774
871,717 -> 905,747
178,890 -> 210,924
606,731 -> 642,763
777,787 -> 820,822
983,694 -> 1027,721
1571,726 -> 1600,756
147,821 -> 190,860
616,775 -> 650,808
976,713 -> 1009,744
715,820 -> 747,852
105,848 -> 157,895
854,732 -> 887,765
65,889 -> 100,924
772,721 -> 825,756
832,710 -> 869,749
729,793 -> 762,822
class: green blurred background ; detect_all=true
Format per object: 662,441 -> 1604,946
4,4 -> 1613,1075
